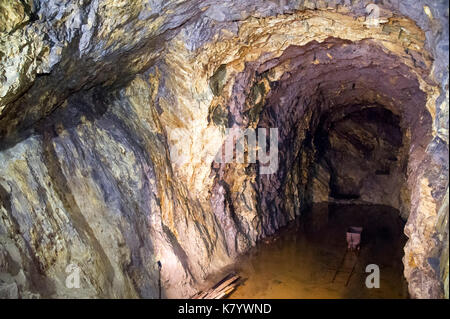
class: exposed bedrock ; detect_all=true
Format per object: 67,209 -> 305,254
0,0 -> 448,299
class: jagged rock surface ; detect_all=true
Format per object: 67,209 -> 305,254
0,0 -> 448,298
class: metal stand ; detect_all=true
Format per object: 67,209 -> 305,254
332,249 -> 360,286
157,261 -> 162,299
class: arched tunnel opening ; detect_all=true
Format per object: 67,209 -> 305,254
208,37 -> 434,298
0,1 -> 448,301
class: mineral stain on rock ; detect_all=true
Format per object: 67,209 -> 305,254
209,64 -> 227,97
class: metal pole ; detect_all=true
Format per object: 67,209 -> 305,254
157,261 -> 162,299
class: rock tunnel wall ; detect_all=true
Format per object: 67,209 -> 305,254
0,1 -> 448,299
314,107 -> 406,206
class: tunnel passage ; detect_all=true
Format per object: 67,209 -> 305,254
241,38 -> 432,229
313,106 -> 406,205
210,36 -> 436,296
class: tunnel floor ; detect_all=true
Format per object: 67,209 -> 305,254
227,204 -> 409,299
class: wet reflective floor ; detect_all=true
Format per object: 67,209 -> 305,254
228,204 -> 409,299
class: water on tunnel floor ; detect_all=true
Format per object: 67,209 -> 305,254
228,204 -> 409,299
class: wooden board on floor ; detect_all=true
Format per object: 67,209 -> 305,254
191,273 -> 241,299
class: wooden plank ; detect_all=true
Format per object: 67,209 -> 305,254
213,283 -> 238,299
191,273 -> 241,299
211,273 -> 235,290
211,275 -> 239,293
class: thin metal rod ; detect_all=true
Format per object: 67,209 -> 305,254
332,249 -> 348,283
157,261 -> 162,299
345,251 -> 360,287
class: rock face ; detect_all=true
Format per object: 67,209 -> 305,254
0,0 -> 448,299
314,107 -> 409,214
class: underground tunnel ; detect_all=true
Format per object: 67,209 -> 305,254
0,0 -> 448,300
